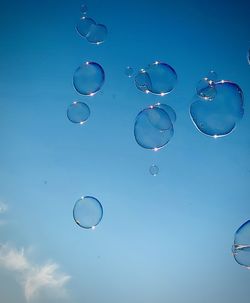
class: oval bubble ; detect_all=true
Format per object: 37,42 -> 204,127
125,66 -> 134,78
149,164 -> 159,176
73,196 -> 103,229
86,23 -> 108,44
135,62 -> 177,95
73,61 -> 105,96
190,80 -> 244,138
76,17 -> 95,38
196,78 -> 217,101
232,220 -> 250,268
155,103 -> 176,124
134,106 -> 174,150
67,101 -> 90,124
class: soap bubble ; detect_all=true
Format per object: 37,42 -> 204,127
80,4 -> 88,15
125,66 -> 134,78
67,101 -> 90,124
76,17 -> 95,38
154,103 -> 176,124
135,61 -> 177,95
196,78 -> 217,101
190,80 -> 244,138
232,220 -> 250,268
73,196 -> 103,229
73,61 -> 105,96
149,164 -> 159,176
134,106 -> 174,150
86,23 -> 107,44
206,70 -> 218,81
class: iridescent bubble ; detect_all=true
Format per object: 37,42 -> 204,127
190,80 -> 244,137
124,66 -> 134,78
73,196 -> 103,229
149,164 -> 159,176
155,103 -> 176,124
86,23 -> 108,44
67,101 -> 90,124
196,78 -> 217,101
134,106 -> 174,150
80,3 -> 88,15
76,17 -> 95,38
73,61 -> 105,96
135,61 -> 177,96
232,220 -> 250,268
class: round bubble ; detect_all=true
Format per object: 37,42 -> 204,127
135,61 -> 177,95
155,103 -> 176,123
134,106 -> 174,150
232,220 -> 250,268
76,17 -> 95,38
80,3 -> 88,15
73,196 -> 103,229
196,78 -> 216,101
190,80 -> 244,137
86,23 -> 108,44
73,61 -> 105,96
67,101 -> 90,124
125,66 -> 134,78
206,70 -> 218,81
149,164 -> 159,176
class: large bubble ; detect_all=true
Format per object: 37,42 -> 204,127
232,220 -> 250,268
73,61 -> 105,96
134,106 -> 174,150
67,101 -> 90,124
134,61 -> 177,96
73,196 -> 103,229
190,80 -> 244,137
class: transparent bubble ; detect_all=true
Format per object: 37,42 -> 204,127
134,106 -> 174,150
80,4 -> 88,15
67,101 -> 90,124
206,70 -> 218,81
73,196 -> 103,229
196,78 -> 217,101
76,17 -> 95,38
232,220 -> 250,268
125,66 -> 134,78
190,80 -> 244,138
73,61 -> 105,96
135,61 -> 177,95
247,49 -> 250,65
86,23 -> 108,44
149,164 -> 159,176
155,103 -> 176,124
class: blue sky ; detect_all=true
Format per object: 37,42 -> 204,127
0,0 -> 250,302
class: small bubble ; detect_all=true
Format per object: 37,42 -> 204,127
196,78 -> 216,101
73,196 -> 103,229
149,165 -> 159,176
76,17 -> 95,38
86,23 -> 108,44
80,3 -> 88,15
206,70 -> 218,81
135,62 -> 177,95
190,80 -> 244,137
124,66 -> 134,78
67,101 -> 90,124
232,220 -> 250,268
73,61 -> 105,96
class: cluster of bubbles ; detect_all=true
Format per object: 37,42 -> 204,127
73,196 -> 103,229
232,220 -> 250,269
76,5 -> 108,45
190,71 -> 244,138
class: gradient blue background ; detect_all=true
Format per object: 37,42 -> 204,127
0,0 -> 250,302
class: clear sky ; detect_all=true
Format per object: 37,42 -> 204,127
0,0 -> 250,302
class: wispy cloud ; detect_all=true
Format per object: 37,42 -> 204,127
0,243 -> 71,301
0,202 -> 8,214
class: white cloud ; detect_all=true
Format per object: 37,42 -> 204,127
0,244 -> 71,301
